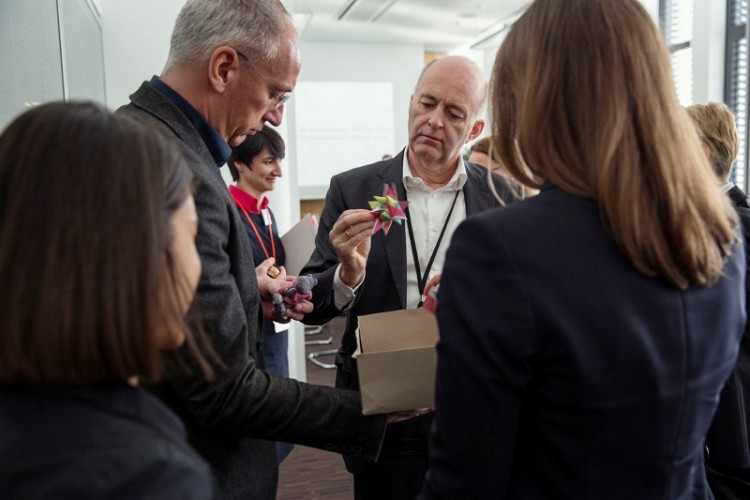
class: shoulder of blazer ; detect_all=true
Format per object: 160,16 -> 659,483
729,185 -> 750,209
464,160 -> 516,206
123,82 -> 215,170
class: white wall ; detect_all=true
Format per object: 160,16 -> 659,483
693,0 -> 727,103
640,0 -> 660,21
298,40 -> 424,159
101,0 -> 183,110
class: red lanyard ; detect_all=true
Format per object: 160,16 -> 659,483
232,194 -> 276,261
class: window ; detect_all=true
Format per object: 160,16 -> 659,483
660,0 -> 694,105
725,0 -> 749,190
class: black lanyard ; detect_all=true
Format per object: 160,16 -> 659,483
405,189 -> 461,307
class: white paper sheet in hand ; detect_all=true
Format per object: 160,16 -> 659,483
280,213 -> 318,276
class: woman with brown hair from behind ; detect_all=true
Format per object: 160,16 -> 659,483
0,102 -> 218,499
421,0 -> 745,498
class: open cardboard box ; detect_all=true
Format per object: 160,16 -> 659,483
354,308 -> 439,415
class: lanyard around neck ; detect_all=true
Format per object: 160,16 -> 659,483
405,189 -> 461,307
231,194 -> 275,261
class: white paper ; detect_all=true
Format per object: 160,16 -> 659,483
280,213 -> 319,276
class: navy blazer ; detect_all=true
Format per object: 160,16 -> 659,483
120,81 -> 386,499
706,184 -> 750,471
421,184 -> 746,499
0,384 -> 214,499
301,150 -> 514,471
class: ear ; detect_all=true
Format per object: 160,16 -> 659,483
467,119 -> 485,142
208,46 -> 241,94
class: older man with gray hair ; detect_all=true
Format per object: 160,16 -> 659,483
118,1 -> 414,498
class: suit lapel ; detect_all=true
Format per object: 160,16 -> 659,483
374,153 -> 408,309
463,163 -> 496,215
372,158 -> 498,309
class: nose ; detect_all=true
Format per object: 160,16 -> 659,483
427,105 -> 444,130
263,106 -> 283,127
273,160 -> 282,178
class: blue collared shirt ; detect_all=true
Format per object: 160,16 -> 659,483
149,75 -> 231,168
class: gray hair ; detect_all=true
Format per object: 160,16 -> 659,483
165,0 -> 292,70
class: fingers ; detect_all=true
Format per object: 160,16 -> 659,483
256,257 -> 276,274
272,299 -> 313,322
272,308 -> 291,323
423,274 -> 441,297
331,209 -> 375,246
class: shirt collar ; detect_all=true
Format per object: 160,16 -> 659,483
150,76 -> 232,167
402,151 -> 468,192
229,185 -> 269,214
722,181 -> 735,194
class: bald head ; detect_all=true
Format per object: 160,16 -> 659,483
415,56 -> 487,119
407,56 -> 488,177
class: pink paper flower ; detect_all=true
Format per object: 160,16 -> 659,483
369,183 -> 408,235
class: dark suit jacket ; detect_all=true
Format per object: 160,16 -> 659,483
0,384 -> 214,499
120,81 -> 386,500
301,150 -> 514,470
706,184 -> 750,472
420,183 -> 746,499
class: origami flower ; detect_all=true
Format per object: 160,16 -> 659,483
368,183 -> 408,235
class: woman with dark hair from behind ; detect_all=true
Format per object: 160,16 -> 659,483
0,102 -> 217,499
421,0 -> 745,498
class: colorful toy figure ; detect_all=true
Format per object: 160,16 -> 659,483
368,183 -> 408,235
273,274 -> 319,318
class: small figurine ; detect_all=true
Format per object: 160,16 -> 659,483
273,274 -> 319,318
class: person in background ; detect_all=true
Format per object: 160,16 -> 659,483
118,0 -> 418,497
468,136 -> 536,197
420,0 -> 746,498
301,55 -> 515,499
0,101 -> 216,499
227,125 -> 293,463
687,101 -> 750,499
468,136 -> 504,174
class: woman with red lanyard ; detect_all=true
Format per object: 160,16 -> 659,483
227,125 -> 292,462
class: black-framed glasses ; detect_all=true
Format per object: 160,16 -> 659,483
234,49 -> 291,110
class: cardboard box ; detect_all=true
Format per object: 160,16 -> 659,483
354,308 -> 439,415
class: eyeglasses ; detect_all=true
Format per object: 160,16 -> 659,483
234,49 -> 291,110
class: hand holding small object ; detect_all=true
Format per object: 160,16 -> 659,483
273,274 -> 319,320
369,183 -> 408,235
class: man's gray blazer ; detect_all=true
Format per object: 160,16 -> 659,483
120,81 -> 386,500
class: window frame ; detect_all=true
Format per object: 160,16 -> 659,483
724,0 -> 749,191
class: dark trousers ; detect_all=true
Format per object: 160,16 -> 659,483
707,464 -> 750,500
262,325 -> 293,463
353,435 -> 429,500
